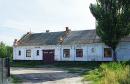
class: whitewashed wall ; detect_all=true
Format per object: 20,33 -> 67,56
13,42 -> 130,61
60,43 -> 105,61
13,46 -> 42,60
13,45 -> 60,61
87,44 -> 103,61
13,43 -> 114,61
116,42 -> 130,61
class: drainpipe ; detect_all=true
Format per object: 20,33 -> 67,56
74,45 -> 76,61
102,43 -> 104,61
60,45 -> 62,61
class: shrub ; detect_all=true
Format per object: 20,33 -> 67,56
0,42 -> 7,58
83,62 -> 130,84
0,42 -> 13,58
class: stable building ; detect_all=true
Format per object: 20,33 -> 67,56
13,27 -> 130,63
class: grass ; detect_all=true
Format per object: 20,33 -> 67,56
11,61 -> 101,74
10,61 -> 130,84
11,60 -> 44,67
11,61 -> 101,68
82,62 -> 130,84
54,61 -> 101,68
53,61 -> 101,73
10,75 -> 23,84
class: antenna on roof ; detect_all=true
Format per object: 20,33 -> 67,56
30,27 -> 31,33
26,26 -> 32,34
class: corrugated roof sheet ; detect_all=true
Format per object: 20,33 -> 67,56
17,29 -> 130,46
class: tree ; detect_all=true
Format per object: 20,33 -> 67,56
90,0 -> 130,61
0,42 -> 7,58
6,46 -> 13,61
0,42 -> 13,58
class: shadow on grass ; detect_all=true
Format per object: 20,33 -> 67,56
10,60 -> 45,68
11,75 -> 23,83
11,61 -> 102,69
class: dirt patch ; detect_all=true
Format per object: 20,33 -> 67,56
11,67 -> 87,84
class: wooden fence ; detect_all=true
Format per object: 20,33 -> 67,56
0,58 -> 10,84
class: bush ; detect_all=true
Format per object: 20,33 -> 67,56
0,42 -> 7,58
0,42 -> 13,58
6,46 -> 13,61
83,62 -> 130,84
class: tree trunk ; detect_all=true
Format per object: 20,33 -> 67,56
113,49 -> 117,61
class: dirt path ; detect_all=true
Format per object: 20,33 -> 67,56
11,67 -> 86,84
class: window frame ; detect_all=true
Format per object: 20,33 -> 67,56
63,49 -> 70,58
76,49 -> 83,57
36,50 -> 39,56
18,50 -> 21,56
91,48 -> 95,53
26,49 -> 31,57
104,48 -> 112,58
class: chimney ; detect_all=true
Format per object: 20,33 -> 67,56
27,32 -> 31,35
65,27 -> 71,35
46,30 -> 49,33
13,39 -> 18,46
65,27 -> 69,31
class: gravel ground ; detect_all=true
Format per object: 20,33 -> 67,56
10,67 -> 87,84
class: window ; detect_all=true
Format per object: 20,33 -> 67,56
36,50 -> 39,56
76,49 -> 83,57
104,48 -> 112,57
91,48 -> 95,53
26,50 -> 31,57
18,50 -> 21,56
63,49 -> 70,58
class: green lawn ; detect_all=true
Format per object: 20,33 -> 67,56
10,61 -> 44,67
53,61 -> 101,74
11,61 -> 101,74
11,61 -> 101,68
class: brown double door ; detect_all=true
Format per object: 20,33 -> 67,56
43,50 -> 54,64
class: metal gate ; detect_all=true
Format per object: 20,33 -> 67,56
0,58 -> 10,84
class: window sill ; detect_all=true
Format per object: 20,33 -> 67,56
76,57 -> 83,58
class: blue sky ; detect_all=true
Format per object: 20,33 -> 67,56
0,0 -> 96,45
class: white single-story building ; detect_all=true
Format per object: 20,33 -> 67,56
13,27 -> 130,63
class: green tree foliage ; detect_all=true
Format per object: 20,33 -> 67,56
0,42 -> 7,58
0,42 -> 13,58
90,0 -> 130,61
6,46 -> 13,61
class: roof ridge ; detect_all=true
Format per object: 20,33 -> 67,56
29,29 -> 96,35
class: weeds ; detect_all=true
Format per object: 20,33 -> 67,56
83,62 -> 130,84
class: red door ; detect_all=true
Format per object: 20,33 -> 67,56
43,50 -> 54,64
